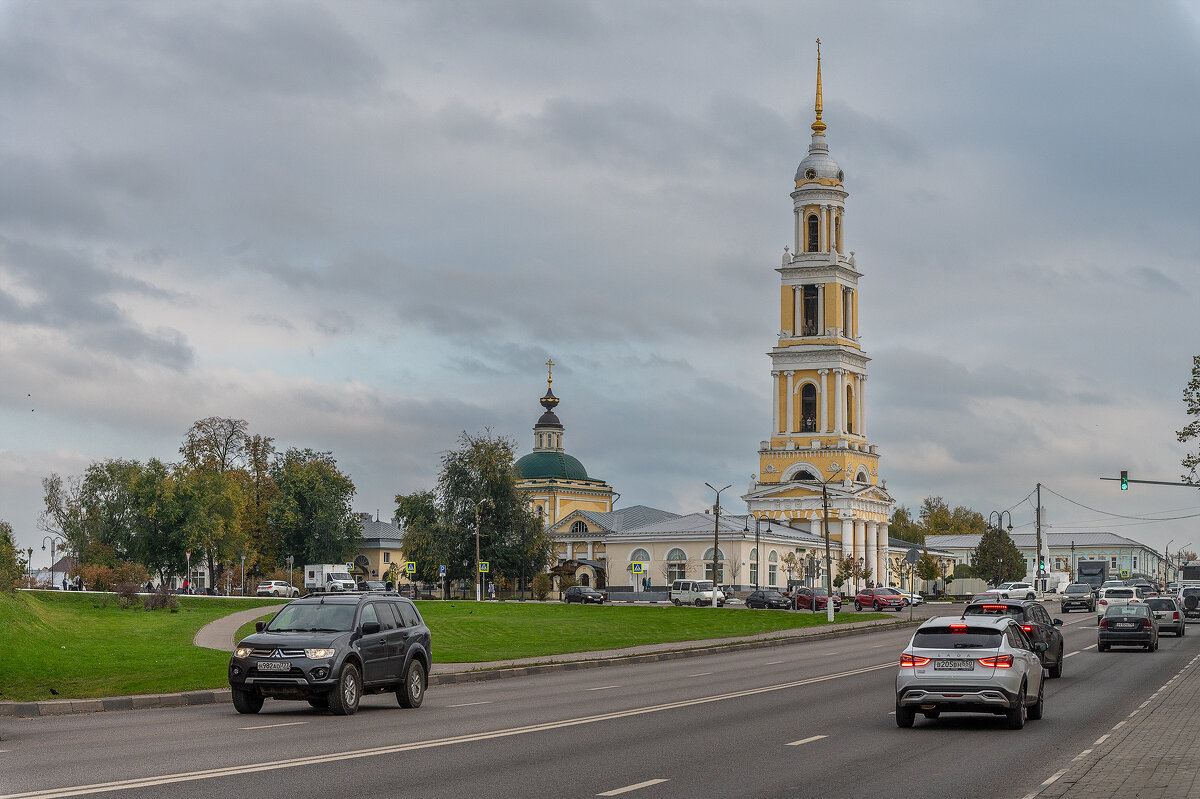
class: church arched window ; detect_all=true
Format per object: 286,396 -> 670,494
792,469 -> 816,481
571,521 -> 588,534
807,214 -> 819,252
846,385 -> 854,435
856,470 -> 869,483
801,383 -> 817,431
834,216 -> 842,253
630,548 -> 650,562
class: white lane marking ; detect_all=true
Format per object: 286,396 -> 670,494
870,645 -> 885,648
887,711 -> 895,715
1072,749 -> 1093,761
239,722 -> 308,731
597,779 -> 669,796
1041,769 -> 1069,787
786,735 -> 827,747
447,701 -> 492,708
1094,734 -> 1109,745
586,685 -> 619,691
824,651 -> 840,655
1063,651 -> 1079,658
765,660 -> 784,665
1112,720 -> 1126,730
1083,643 -> 1098,650
1128,710 -> 1140,717
688,672 -> 712,677
1138,700 -> 1150,708
2,662 -> 896,799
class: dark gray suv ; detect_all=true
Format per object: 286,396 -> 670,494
229,594 -> 432,715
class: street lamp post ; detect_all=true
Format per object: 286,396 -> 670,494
705,483 -> 731,608
41,534 -> 65,590
474,499 -> 491,602
25,547 -> 33,588
286,554 -> 294,592
856,556 -> 864,595
808,465 -> 845,622
239,552 -> 247,597
988,511 -> 1014,587
744,515 -> 774,591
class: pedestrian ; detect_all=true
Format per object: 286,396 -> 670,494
62,576 -> 68,591
488,581 -> 495,600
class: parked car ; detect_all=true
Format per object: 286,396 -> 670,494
669,579 -> 725,607
1059,583 -> 1096,613
256,580 -> 300,598
992,582 -> 1037,600
855,587 -> 905,612
1097,586 -> 1144,625
892,589 -> 923,606
1179,587 -> 1200,622
895,615 -> 1046,729
1146,597 -> 1185,637
1098,604 -> 1158,652
229,593 -> 432,715
356,580 -> 387,592
791,586 -> 841,612
563,585 -> 606,605
745,589 -> 791,610
961,599 -> 1065,677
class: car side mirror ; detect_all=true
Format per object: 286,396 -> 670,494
361,621 -> 381,635
1053,618 -> 1063,626
1034,641 -> 1048,652
256,621 -> 265,632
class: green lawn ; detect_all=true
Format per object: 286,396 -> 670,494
5,592 -> 889,702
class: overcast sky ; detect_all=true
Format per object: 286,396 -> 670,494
5,1 -> 1200,567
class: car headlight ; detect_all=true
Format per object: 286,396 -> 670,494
235,647 -> 252,658
305,648 -> 335,659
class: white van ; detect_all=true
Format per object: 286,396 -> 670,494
670,579 -> 725,607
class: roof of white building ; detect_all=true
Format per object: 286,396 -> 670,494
925,531 -> 1158,554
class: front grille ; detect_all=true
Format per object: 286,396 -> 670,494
248,648 -> 307,658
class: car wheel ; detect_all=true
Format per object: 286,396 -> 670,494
673,599 -> 681,606
307,695 -> 328,709
398,659 -> 426,709
327,663 -> 361,716
873,601 -> 880,611
1048,645 -> 1063,678
1027,593 -> 1035,600
232,687 -> 263,715
895,703 -> 915,728
1028,681 -> 1045,721
1005,684 -> 1027,729
855,602 -> 862,611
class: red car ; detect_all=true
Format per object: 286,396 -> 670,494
855,587 -> 905,612
791,587 -> 842,611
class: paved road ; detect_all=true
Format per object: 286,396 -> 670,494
3,609 -> 1196,799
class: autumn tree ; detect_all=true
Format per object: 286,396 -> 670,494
1180,355 -> 1200,484
270,448 -> 360,565
888,506 -> 923,544
0,520 -> 22,592
180,417 -> 248,473
395,490 -> 443,587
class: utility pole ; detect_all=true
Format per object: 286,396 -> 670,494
705,483 -> 731,608
1035,483 -> 1043,592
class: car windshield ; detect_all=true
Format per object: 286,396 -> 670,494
913,627 -> 1003,649
1064,585 -> 1089,594
696,581 -> 714,590
1105,605 -> 1149,618
1105,589 -> 1134,598
1147,598 -> 1177,610
266,602 -> 356,632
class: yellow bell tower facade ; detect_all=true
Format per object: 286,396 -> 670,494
742,42 -> 895,588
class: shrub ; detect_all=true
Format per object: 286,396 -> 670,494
558,575 -> 577,591
80,562 -> 151,592
143,585 -> 178,611
533,573 -> 552,601
115,582 -> 140,609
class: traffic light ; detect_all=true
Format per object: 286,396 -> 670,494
1038,554 -> 1045,574
1120,470 -> 1129,490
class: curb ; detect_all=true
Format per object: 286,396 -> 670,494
0,618 -> 919,718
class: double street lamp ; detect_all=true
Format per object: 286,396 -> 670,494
705,483 -> 731,608
806,464 -> 845,622
743,515 -> 774,590
42,534 -> 66,589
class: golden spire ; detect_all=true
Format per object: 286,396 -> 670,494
546,358 -> 554,387
812,38 -> 826,135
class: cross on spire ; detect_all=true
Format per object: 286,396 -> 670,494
546,358 -> 554,386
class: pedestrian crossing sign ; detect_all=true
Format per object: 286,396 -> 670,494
632,562 -> 644,574
405,562 -> 416,574
1120,569 -> 1130,579
479,561 -> 489,573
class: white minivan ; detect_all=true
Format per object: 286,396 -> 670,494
670,579 -> 725,607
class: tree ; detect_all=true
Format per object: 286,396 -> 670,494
0,521 -> 22,592
236,434 -> 278,571
916,549 -> 940,584
180,417 -> 248,473
128,458 -> 187,583
395,490 -> 443,587
1180,355 -> 1200,484
888,506 -> 923,544
969,527 -> 1026,587
178,468 -> 244,589
270,448 -> 360,566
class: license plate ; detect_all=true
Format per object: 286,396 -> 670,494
1115,623 -> 1137,630
934,659 -> 974,671
256,660 -> 292,672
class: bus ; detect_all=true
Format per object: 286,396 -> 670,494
1180,561 -> 1200,585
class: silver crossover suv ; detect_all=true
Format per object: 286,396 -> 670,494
896,615 -> 1047,729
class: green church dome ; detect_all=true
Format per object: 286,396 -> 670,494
515,451 -> 589,481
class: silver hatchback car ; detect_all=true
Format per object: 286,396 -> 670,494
896,615 -> 1046,729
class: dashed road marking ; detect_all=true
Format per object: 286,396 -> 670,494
598,779 -> 669,796
447,701 -> 492,708
1112,720 -> 1126,730
239,722 -> 308,731
688,672 -> 712,677
765,660 -> 784,665
1071,749 -> 1093,761
1094,734 -> 1109,745
1083,643 -> 1098,650
786,735 -> 827,746
1063,651 -> 1079,658
586,685 -> 619,691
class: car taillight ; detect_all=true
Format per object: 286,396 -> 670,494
1021,624 -> 1033,633
1099,599 -> 1107,605
978,654 -> 1013,668
900,653 -> 930,667
949,623 -> 967,632
1143,619 -> 1152,629
1099,618 -> 1108,629
1174,612 -> 1181,620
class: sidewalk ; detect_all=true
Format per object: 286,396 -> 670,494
1026,650 -> 1200,799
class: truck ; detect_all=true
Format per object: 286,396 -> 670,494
1075,560 -> 1109,594
304,564 -> 357,593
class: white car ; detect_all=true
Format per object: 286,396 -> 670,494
894,589 -> 924,606
256,580 -> 300,598
993,582 -> 1036,600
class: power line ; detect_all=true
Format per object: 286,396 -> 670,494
1039,485 -> 1200,522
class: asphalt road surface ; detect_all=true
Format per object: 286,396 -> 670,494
3,610 -> 1196,799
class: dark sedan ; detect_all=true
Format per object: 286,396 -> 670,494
962,599 -> 1066,677
1060,583 -> 1096,613
1098,604 -> 1158,651
745,589 -> 791,609
563,585 -> 606,605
